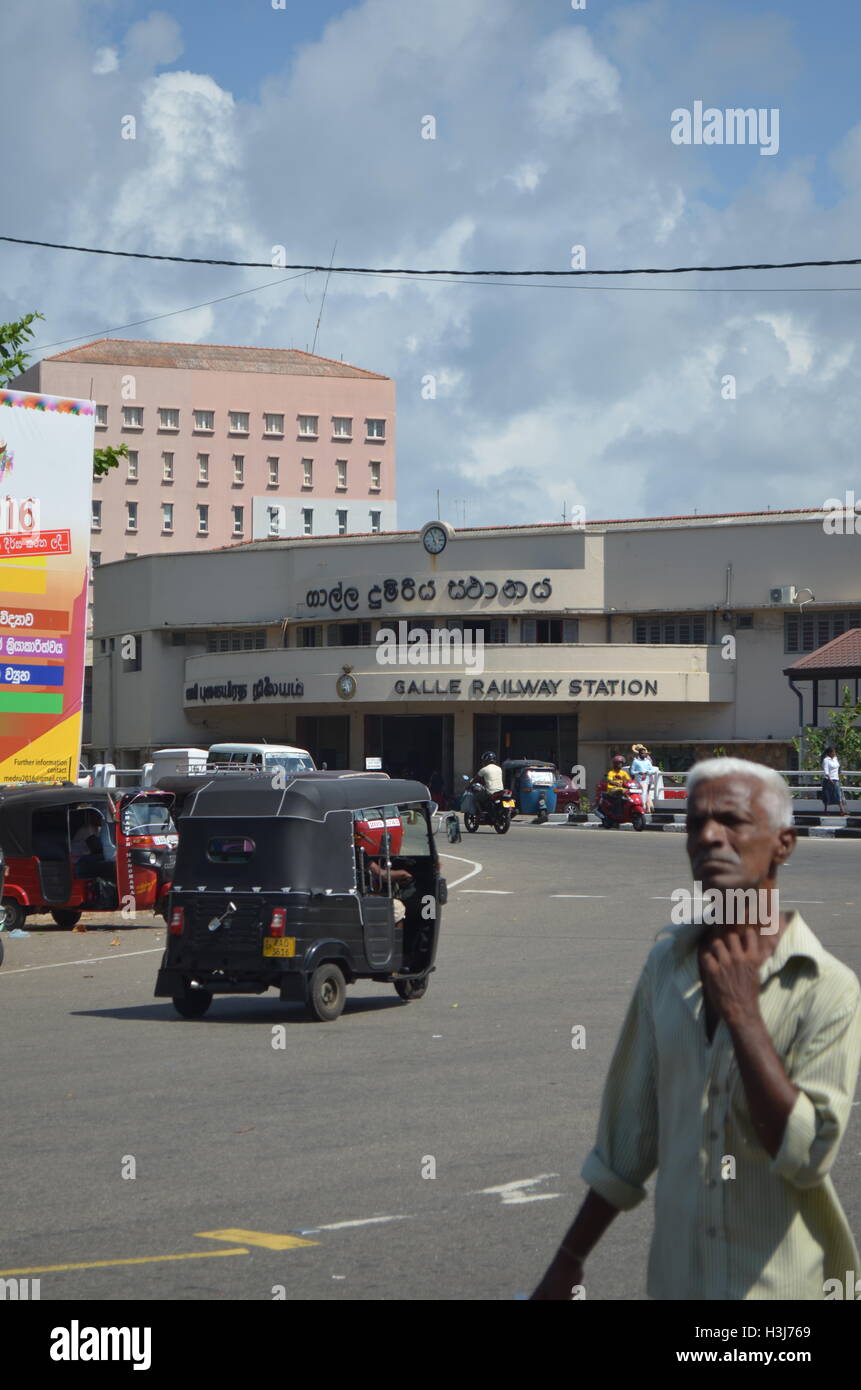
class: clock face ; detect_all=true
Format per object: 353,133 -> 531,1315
423,525 -> 448,555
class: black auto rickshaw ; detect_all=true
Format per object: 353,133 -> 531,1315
501,759 -> 558,821
153,772 -> 445,1021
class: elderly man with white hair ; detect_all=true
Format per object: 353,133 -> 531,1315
532,757 -> 861,1301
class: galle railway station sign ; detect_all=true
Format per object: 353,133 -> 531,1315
184,672 -> 663,706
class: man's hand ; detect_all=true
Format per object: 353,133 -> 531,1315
530,1251 -> 584,1301
700,928 -> 762,1028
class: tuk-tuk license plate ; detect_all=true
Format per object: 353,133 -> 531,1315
263,937 -> 297,957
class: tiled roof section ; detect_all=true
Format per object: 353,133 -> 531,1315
45,338 -> 389,380
784,628 -> 861,674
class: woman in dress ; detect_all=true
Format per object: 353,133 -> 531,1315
630,743 -> 656,813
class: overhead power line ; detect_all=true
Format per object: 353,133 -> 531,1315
2,233 -> 860,277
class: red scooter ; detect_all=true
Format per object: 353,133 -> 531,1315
594,779 -> 646,831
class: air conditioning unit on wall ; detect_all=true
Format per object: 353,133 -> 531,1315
769,585 -> 797,604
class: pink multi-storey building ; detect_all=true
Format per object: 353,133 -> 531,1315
14,339 -> 398,591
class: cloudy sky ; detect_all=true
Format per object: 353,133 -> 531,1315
2,0 -> 860,529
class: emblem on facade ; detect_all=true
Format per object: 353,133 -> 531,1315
336,665 -> 357,700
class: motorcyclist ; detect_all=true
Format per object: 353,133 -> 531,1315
473,751 -> 503,818
605,754 -> 631,819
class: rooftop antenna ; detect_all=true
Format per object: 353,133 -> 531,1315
436,488 -> 441,520
311,239 -> 337,357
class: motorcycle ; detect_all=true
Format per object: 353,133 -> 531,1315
461,776 -> 515,835
594,779 -> 646,831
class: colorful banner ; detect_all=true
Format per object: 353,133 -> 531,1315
0,389 -> 94,782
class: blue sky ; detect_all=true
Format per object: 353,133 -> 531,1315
3,0 -> 861,527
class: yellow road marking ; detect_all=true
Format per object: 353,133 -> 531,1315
0,1249 -> 249,1276
196,1229 -> 319,1250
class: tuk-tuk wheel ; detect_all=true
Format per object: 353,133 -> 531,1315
52,909 -> 82,929
172,987 -> 213,1020
1,899 -> 26,933
394,976 -> 428,1001
306,962 -> 346,1022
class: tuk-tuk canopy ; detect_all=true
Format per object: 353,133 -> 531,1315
159,772 -> 430,822
167,773 -> 432,896
0,786 -> 116,857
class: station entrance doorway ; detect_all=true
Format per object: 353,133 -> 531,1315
364,714 -> 453,792
473,712 -> 578,772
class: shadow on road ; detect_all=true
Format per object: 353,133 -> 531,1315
71,995 -> 407,1024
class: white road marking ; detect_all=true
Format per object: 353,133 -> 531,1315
475,1174 -> 562,1205
439,852 -> 483,889
460,889 -> 512,894
300,1215 -> 410,1233
551,894 -> 606,899
0,947 -> 163,976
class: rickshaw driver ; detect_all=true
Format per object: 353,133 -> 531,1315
367,859 -> 414,923
71,808 -> 116,886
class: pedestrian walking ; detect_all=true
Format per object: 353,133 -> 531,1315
531,757 -> 861,1300
821,745 -> 847,816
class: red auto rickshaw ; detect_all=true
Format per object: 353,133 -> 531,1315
0,785 -> 177,929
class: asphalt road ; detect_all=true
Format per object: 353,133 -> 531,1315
2,824 -> 860,1302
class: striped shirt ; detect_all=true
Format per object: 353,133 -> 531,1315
581,912 -> 861,1299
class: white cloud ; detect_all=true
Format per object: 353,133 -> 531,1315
92,47 -> 119,76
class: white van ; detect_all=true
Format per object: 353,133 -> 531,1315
205,742 -> 316,776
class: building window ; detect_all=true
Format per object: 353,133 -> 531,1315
336,459 -> 347,490
366,418 -> 385,440
232,506 -> 244,536
206,628 -> 266,653
124,552 -> 138,559
264,413 -> 284,435
197,504 -> 209,535
95,404 -> 108,428
158,407 -> 179,430
370,510 -> 381,533
126,501 -> 138,533
162,451 -> 174,482
298,415 -> 318,438
193,410 -> 214,432
369,461 -> 381,491
228,411 -> 249,434
267,456 -> 279,486
327,621 -> 372,646
122,406 -> 143,429
634,615 -> 707,644
521,619 -> 579,644
302,508 -> 313,535
91,500 -> 102,531
91,551 -> 101,567
784,609 -> 861,654
232,455 -> 244,484
197,453 -> 209,483
127,450 -> 139,481
337,509 -> 348,535
302,459 -> 313,488
301,625 -> 321,648
162,503 -> 174,533
333,416 -> 352,439
267,505 -> 282,537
